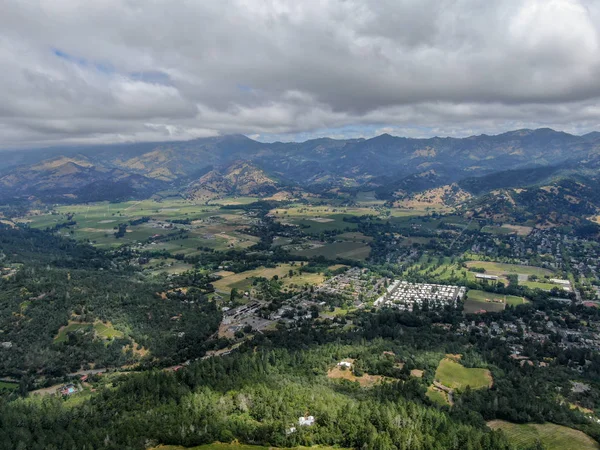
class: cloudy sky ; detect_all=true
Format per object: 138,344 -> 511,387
2,0 -> 600,147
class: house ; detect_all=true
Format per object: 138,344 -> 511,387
59,384 -> 77,396
337,361 -> 352,369
298,415 -> 315,426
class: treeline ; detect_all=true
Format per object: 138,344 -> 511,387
0,340 -> 515,450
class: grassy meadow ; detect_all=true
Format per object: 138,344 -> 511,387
212,264 -> 327,295
21,199 -> 258,254
434,358 -> 493,391
488,420 -> 600,450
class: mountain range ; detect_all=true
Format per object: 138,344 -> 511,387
1,128 -> 600,207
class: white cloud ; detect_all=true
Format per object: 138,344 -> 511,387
1,0 -> 600,147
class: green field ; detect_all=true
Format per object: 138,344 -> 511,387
355,191 -> 386,206
463,299 -> 504,314
212,264 -> 328,294
426,385 -> 449,406
271,204 -> 429,232
93,321 -> 124,339
464,290 -> 527,314
481,225 -> 515,235
53,323 -> 92,343
22,199 -> 258,254
434,358 -> 492,391
521,280 -> 562,291
0,381 -> 18,391
54,321 -> 123,343
488,420 -> 600,450
291,241 -> 371,261
465,261 -> 553,277
292,216 -> 358,233
467,289 -> 526,305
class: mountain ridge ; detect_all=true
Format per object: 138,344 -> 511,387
1,128 -> 599,203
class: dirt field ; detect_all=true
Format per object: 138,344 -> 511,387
327,360 -> 388,387
501,224 -> 534,236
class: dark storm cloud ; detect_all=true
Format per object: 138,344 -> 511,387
1,0 -> 600,147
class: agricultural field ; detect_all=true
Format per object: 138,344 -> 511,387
209,196 -> 263,206
270,204 -> 429,233
21,199 -> 258,254
481,223 -> 534,236
463,299 -> 505,314
354,190 -> 386,206
487,420 -> 600,450
283,231 -> 372,261
143,258 -> 195,275
501,224 -> 533,236
290,240 -> 371,261
434,358 -> 493,391
212,264 -> 326,294
464,290 -> 527,314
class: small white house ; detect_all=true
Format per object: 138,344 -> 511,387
298,415 -> 315,426
337,361 -> 352,369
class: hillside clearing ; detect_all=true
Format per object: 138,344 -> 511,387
434,358 -> 493,391
487,420 -> 600,450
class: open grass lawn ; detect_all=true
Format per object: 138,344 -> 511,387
481,225 -> 516,235
281,272 -> 326,289
467,289 -> 527,306
464,290 -> 528,314
53,322 -> 93,343
213,264 -> 328,294
434,358 -> 492,391
463,299 -> 505,314
426,385 -> 450,406
487,420 -> 600,450
93,321 -> 124,339
24,199 -> 260,254
54,321 -> 123,343
355,191 -> 386,206
465,261 -> 553,277
146,259 -> 195,275
521,280 -> 559,291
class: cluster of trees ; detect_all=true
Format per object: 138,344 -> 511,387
0,336 -> 517,450
0,226 -> 221,382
